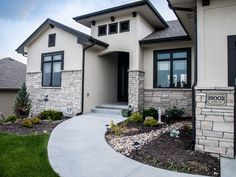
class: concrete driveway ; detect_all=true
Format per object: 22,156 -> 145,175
48,113 -> 208,177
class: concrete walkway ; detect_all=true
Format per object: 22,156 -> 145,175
48,113 -> 208,177
221,157 -> 236,177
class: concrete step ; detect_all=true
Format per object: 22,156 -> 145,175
91,108 -> 122,115
96,104 -> 128,110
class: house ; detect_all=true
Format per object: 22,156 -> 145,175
16,0 -> 235,158
0,58 -> 26,117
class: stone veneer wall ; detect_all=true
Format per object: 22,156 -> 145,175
26,70 -> 82,117
144,89 -> 192,116
195,87 -> 234,158
128,70 -> 144,112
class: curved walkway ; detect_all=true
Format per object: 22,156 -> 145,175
48,113 -> 208,177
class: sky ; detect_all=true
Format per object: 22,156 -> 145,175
0,0 -> 176,64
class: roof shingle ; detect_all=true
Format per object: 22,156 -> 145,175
0,58 -> 26,90
140,20 -> 189,44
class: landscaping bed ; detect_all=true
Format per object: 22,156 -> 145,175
0,117 -> 69,135
106,118 -> 220,176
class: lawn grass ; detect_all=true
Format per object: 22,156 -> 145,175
0,133 -> 58,177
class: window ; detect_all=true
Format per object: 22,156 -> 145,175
48,33 -> 56,47
120,20 -> 130,33
109,23 -> 118,34
98,25 -> 107,36
154,48 -> 191,88
41,51 -> 64,87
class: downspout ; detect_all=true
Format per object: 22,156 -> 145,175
191,12 -> 198,150
76,41 -> 95,116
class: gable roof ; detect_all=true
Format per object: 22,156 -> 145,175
139,20 -> 190,44
0,58 -> 26,90
16,18 -> 109,54
73,0 -> 168,29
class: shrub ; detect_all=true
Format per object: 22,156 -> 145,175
5,115 -> 17,123
128,112 -> 143,123
143,117 -> 158,127
14,83 -> 32,118
31,117 -> 41,124
165,106 -> 185,121
22,118 -> 33,128
109,120 -> 121,136
39,110 -> 63,121
143,108 -> 158,119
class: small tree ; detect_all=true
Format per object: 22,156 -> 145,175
14,83 -> 32,118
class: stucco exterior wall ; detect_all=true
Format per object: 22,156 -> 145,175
84,49 -> 118,112
26,26 -> 83,72
0,90 -> 18,117
92,14 -> 154,70
197,0 -> 236,87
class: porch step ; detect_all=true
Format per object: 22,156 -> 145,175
96,104 -> 128,110
91,108 -> 122,115
91,103 -> 128,115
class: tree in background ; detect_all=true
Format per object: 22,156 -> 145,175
14,83 -> 32,118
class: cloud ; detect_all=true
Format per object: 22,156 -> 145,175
0,0 -> 176,64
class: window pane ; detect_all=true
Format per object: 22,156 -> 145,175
52,62 -> 61,86
173,52 -> 187,59
98,25 -> 106,36
44,56 -> 51,62
109,23 -> 118,34
43,63 -> 51,86
157,61 -> 170,87
120,21 -> 129,32
173,60 -> 187,88
157,53 -> 171,60
53,55 -> 62,61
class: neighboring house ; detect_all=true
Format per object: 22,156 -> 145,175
16,0 -> 235,158
0,58 -> 26,117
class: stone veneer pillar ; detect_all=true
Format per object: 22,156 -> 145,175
128,70 -> 144,112
26,70 -> 82,117
195,87 -> 235,158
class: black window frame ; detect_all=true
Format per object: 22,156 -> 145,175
120,20 -> 130,33
153,48 -> 191,88
98,25 -> 107,36
41,51 -> 64,87
48,33 -> 56,47
109,22 -> 118,35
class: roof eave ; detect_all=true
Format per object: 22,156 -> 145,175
139,35 -> 190,44
73,0 -> 169,28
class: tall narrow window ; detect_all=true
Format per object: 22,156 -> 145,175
154,49 -> 191,88
109,23 -> 118,34
42,51 -> 63,87
98,25 -> 107,36
120,20 -> 130,33
48,33 -> 56,47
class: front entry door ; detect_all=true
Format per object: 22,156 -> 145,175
117,52 -> 129,102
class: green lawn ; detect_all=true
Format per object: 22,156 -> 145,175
0,133 -> 58,177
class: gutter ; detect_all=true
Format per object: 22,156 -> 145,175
191,13 -> 198,150
76,42 -> 95,116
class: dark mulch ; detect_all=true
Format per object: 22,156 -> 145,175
0,117 -> 70,135
128,129 -> 220,176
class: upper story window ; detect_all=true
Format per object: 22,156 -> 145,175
98,25 -> 107,36
109,23 -> 118,35
120,20 -> 130,33
153,48 -> 191,88
48,33 -> 56,47
41,51 -> 64,87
